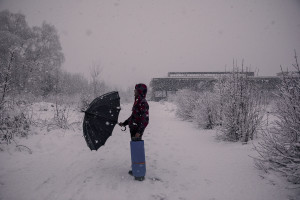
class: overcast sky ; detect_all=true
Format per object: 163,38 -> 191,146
1,0 -> 300,89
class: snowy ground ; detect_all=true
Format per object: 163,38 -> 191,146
0,101 -> 299,200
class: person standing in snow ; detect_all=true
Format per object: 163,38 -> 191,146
119,83 -> 149,140
119,83 -> 149,181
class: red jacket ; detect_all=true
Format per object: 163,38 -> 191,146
123,84 -> 149,135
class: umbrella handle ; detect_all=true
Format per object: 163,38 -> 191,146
121,126 -> 126,131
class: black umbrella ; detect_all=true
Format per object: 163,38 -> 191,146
83,91 -> 121,151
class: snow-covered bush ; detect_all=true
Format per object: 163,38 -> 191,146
216,69 -> 266,142
174,89 -> 200,121
79,92 -> 93,111
254,53 -> 300,184
192,92 -> 221,129
0,100 -> 32,147
53,102 -> 70,130
46,96 -> 72,131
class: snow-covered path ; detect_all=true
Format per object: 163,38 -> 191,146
0,102 -> 296,200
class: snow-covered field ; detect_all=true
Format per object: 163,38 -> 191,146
0,101 -> 298,200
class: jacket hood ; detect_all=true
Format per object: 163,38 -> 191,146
135,83 -> 147,98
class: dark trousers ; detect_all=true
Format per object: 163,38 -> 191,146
130,128 -> 142,141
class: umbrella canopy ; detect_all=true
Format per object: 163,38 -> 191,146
83,91 -> 121,151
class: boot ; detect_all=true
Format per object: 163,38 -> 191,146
135,176 -> 145,181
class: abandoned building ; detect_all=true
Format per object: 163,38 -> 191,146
150,72 -> 281,101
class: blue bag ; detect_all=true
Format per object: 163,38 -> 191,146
130,140 -> 146,177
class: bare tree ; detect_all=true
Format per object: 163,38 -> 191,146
90,63 -> 103,98
0,49 -> 15,110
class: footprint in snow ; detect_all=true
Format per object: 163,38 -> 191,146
149,177 -> 163,182
151,193 -> 167,200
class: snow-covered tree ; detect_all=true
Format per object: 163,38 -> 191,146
254,52 -> 300,184
216,68 -> 265,142
0,10 -> 64,97
28,22 -> 64,96
0,10 -> 65,145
